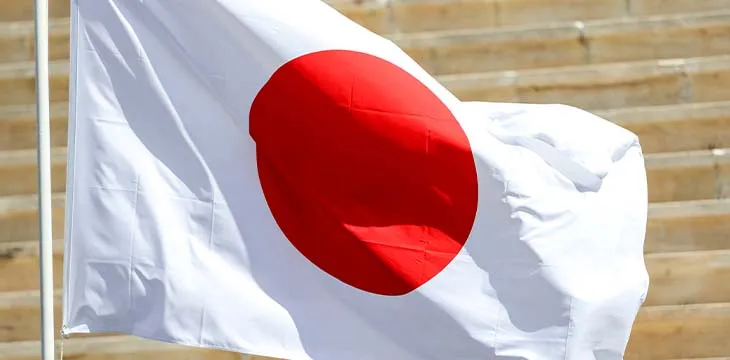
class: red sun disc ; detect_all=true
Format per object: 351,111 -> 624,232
250,50 -> 478,296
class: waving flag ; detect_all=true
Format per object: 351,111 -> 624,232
62,0 -> 649,359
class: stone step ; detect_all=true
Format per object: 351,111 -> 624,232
0,193 -> 65,244
628,0 -> 730,16
4,101 -> 730,154
0,145 -> 727,202
4,0 -> 730,32
0,0 -> 70,23
0,290 -> 85,343
0,191 -> 728,253
443,55 -> 730,110
2,198 -> 730,251
330,0 -> 730,34
647,199 -> 730,254
1,292 -> 729,359
0,334 -> 245,360
0,341 -> 723,360
0,241 -> 64,293
1,242 -> 728,334
0,103 -> 68,152
0,60 -> 68,107
6,11 -> 730,74
0,18 -> 70,63
0,148 -> 67,197
2,196 -> 730,291
397,11 -> 730,75
597,101 -> 730,154
3,54 -> 730,112
646,149 -> 730,203
625,303 -> 730,359
645,250 -> 730,307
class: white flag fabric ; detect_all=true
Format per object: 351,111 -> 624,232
62,0 -> 650,359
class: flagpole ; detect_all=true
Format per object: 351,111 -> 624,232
34,0 -> 56,358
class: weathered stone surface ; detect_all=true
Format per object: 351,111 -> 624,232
3,0 -> 730,358
495,0 -> 625,27
0,19 -> 69,63
646,149 -> 730,202
626,303 -> 730,359
0,290 -> 64,342
0,103 -> 68,152
3,199 -> 729,294
0,241 -> 64,293
0,149 -> 67,197
5,289 -> 730,359
646,199 -> 730,253
2,0 -> 730,31
645,250 -> 730,306
331,0 -> 394,34
442,59 -> 682,108
690,58 -> 730,104
0,335 -> 242,360
391,0 -> 498,33
443,55 -> 730,110
396,23 -> 585,74
2,145 -> 727,202
0,194 -> 65,244
0,60 -> 68,107
598,101 -> 730,153
9,12 -> 730,74
585,12 -> 730,66
629,0 -> 730,16
0,0 -> 70,22
4,101 -> 730,155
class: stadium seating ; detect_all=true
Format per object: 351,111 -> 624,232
2,0 -> 730,358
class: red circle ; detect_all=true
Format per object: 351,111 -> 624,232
250,50 -> 478,296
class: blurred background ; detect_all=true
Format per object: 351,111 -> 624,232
1,0 -> 729,359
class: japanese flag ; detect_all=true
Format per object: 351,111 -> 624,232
62,0 -> 650,359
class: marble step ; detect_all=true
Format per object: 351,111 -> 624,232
0,145 -> 727,202
4,54 -> 729,111
0,334 -> 246,360
4,0 -> 730,33
441,55 -> 730,110
4,101 -> 730,154
2,293 -> 730,359
625,303 -> 730,359
2,199 -> 730,290
2,248 -> 729,342
4,11 -> 730,75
